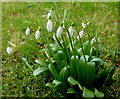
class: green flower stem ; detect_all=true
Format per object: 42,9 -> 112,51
61,35 -> 71,66
66,29 -> 76,59
54,34 -> 64,49
55,34 -> 70,68
75,26 -> 87,64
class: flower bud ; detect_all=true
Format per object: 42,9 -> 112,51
67,26 -> 75,37
47,19 -> 52,32
91,37 -> 96,44
6,46 -> 13,54
35,29 -> 40,39
56,26 -> 63,38
82,22 -> 86,28
77,30 -> 84,39
25,27 -> 30,35
47,9 -> 53,19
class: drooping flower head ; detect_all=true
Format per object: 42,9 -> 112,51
6,46 -> 13,54
56,22 -> 63,38
91,37 -> 96,44
35,27 -> 41,39
47,7 -> 54,19
25,26 -> 30,36
82,22 -> 86,28
77,30 -> 84,39
67,23 -> 75,37
47,16 -> 53,32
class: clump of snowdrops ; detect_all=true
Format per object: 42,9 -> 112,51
8,8 -> 116,98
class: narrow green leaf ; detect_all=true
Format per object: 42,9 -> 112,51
53,80 -> 67,95
68,76 -> 82,91
91,58 -> 103,62
83,41 -> 90,55
86,62 -> 95,87
67,87 -> 76,94
59,66 -> 69,83
70,56 -> 79,81
80,55 -> 89,62
53,80 -> 62,87
94,88 -> 104,98
45,83 -> 55,89
48,64 -> 59,79
33,67 -> 48,76
82,87 -> 94,98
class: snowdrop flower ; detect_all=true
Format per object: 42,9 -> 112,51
47,7 -> 53,19
56,23 -> 63,38
82,22 -> 86,28
35,60 -> 41,64
25,26 -> 30,35
35,27 -> 41,39
6,46 -> 13,54
47,17 -> 52,32
91,37 -> 96,44
67,23 -> 75,37
77,30 -> 84,39
22,57 -> 27,62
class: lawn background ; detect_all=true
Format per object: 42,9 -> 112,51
1,2 -> 120,98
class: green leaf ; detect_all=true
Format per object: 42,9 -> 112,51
83,41 -> 90,55
95,68 -> 109,87
68,76 -> 82,91
94,88 -> 104,98
82,87 -> 94,98
33,67 -> 48,76
70,56 -> 79,81
53,80 -> 67,95
45,83 -> 55,89
53,50 -> 65,62
105,66 -> 116,86
86,62 -> 95,87
63,9 -> 67,20
59,66 -> 69,83
80,55 -> 89,62
77,48 -> 83,55
108,66 -> 115,80
49,44 -> 59,51
91,58 -> 103,62
77,59 -> 87,86
53,80 -> 62,87
48,64 -> 59,79
67,87 -> 76,94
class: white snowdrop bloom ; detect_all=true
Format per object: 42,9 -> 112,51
67,26 -> 75,37
56,26 -> 63,38
77,30 -> 84,39
91,37 -> 96,44
47,19 -> 52,32
22,57 -> 27,62
87,22 -> 90,25
35,60 -> 41,64
47,10 -> 52,19
35,29 -> 40,39
25,27 -> 30,35
82,22 -> 86,28
6,47 -> 13,54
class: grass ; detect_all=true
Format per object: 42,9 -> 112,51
2,2 -> 120,98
